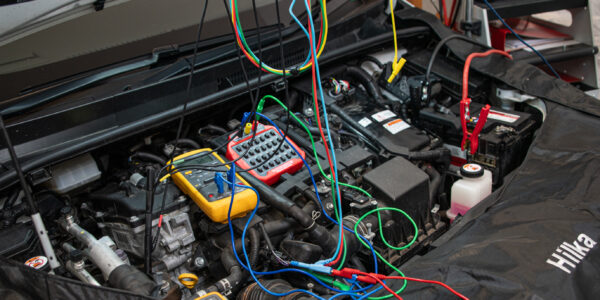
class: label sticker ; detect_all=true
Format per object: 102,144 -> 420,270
383,119 -> 410,134
444,144 -> 467,160
488,110 -> 520,123
25,256 -> 48,270
371,110 -> 396,122
358,117 -> 373,127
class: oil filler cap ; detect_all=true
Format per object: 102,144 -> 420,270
461,163 -> 484,178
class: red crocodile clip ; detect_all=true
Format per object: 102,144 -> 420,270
460,99 -> 490,155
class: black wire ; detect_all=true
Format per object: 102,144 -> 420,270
150,0 -> 315,244
150,0 -> 277,244
218,0 -> 294,175
151,0 -> 267,251
149,0 -> 323,178
259,222 -> 289,265
152,0 -> 210,252
429,0 -> 441,16
438,0 -> 445,23
450,0 -> 462,28
425,34 -> 488,83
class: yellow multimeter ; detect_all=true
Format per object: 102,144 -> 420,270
195,292 -> 227,300
169,148 -> 257,223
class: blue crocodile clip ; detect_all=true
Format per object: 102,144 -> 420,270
226,168 -> 235,189
214,173 -> 224,194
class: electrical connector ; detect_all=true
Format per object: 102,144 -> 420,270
331,268 -> 379,284
387,57 -> 406,83
289,261 -> 332,275
226,168 -> 235,189
243,123 -> 253,135
256,99 -> 266,121
214,173 -> 225,194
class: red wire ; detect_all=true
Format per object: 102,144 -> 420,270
301,0 -> 345,267
231,0 -> 324,74
332,268 -> 469,300
462,49 -> 512,101
366,274 -> 403,300
381,275 -> 469,300
448,0 -> 457,27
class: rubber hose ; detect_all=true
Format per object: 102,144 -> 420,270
107,264 -> 157,296
344,66 -> 385,103
239,172 -> 313,228
214,219 -> 295,251
247,228 -> 260,268
131,151 -> 166,165
278,116 -> 321,135
407,148 -> 450,163
5,188 -> 19,208
238,279 -> 308,300
199,124 -> 228,135
168,138 -> 200,149
423,165 -> 442,208
423,165 -> 442,223
360,56 -> 385,69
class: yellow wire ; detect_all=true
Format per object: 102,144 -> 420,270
387,0 -> 405,83
390,0 -> 398,64
298,0 -> 328,72
230,0 -> 328,75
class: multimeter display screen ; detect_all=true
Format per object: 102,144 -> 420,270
189,155 -> 214,165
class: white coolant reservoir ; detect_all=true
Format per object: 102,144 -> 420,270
447,163 -> 492,222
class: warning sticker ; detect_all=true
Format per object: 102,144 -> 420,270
371,110 -> 396,122
488,110 -> 520,123
25,256 -> 48,270
383,119 -> 410,134
358,117 -> 373,127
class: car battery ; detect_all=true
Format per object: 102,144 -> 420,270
331,91 -> 430,154
419,102 -> 539,184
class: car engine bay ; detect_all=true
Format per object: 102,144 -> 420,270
0,46 -> 545,299
1,1 -> 597,300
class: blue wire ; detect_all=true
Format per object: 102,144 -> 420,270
482,0 -> 561,78
289,0 -> 344,266
223,114 -> 386,298
223,165 -> 325,298
228,0 -> 315,74
224,170 -> 371,298
239,112 -> 378,265
255,113 -> 380,273
236,113 -> 380,267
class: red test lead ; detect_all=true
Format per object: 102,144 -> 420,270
460,49 -> 512,154
331,268 -> 470,300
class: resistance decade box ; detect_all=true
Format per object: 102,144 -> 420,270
226,123 -> 305,185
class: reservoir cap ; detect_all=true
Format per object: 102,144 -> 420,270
461,163 -> 484,178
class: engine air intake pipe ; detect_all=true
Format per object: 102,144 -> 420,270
59,214 -> 156,295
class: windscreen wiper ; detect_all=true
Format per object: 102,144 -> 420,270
142,24 -> 299,84
0,24 -> 291,117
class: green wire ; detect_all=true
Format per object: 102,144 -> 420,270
310,272 -> 351,291
257,95 -> 372,198
232,0 -> 326,76
354,207 -> 418,299
257,95 -> 365,270
257,96 -> 421,298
